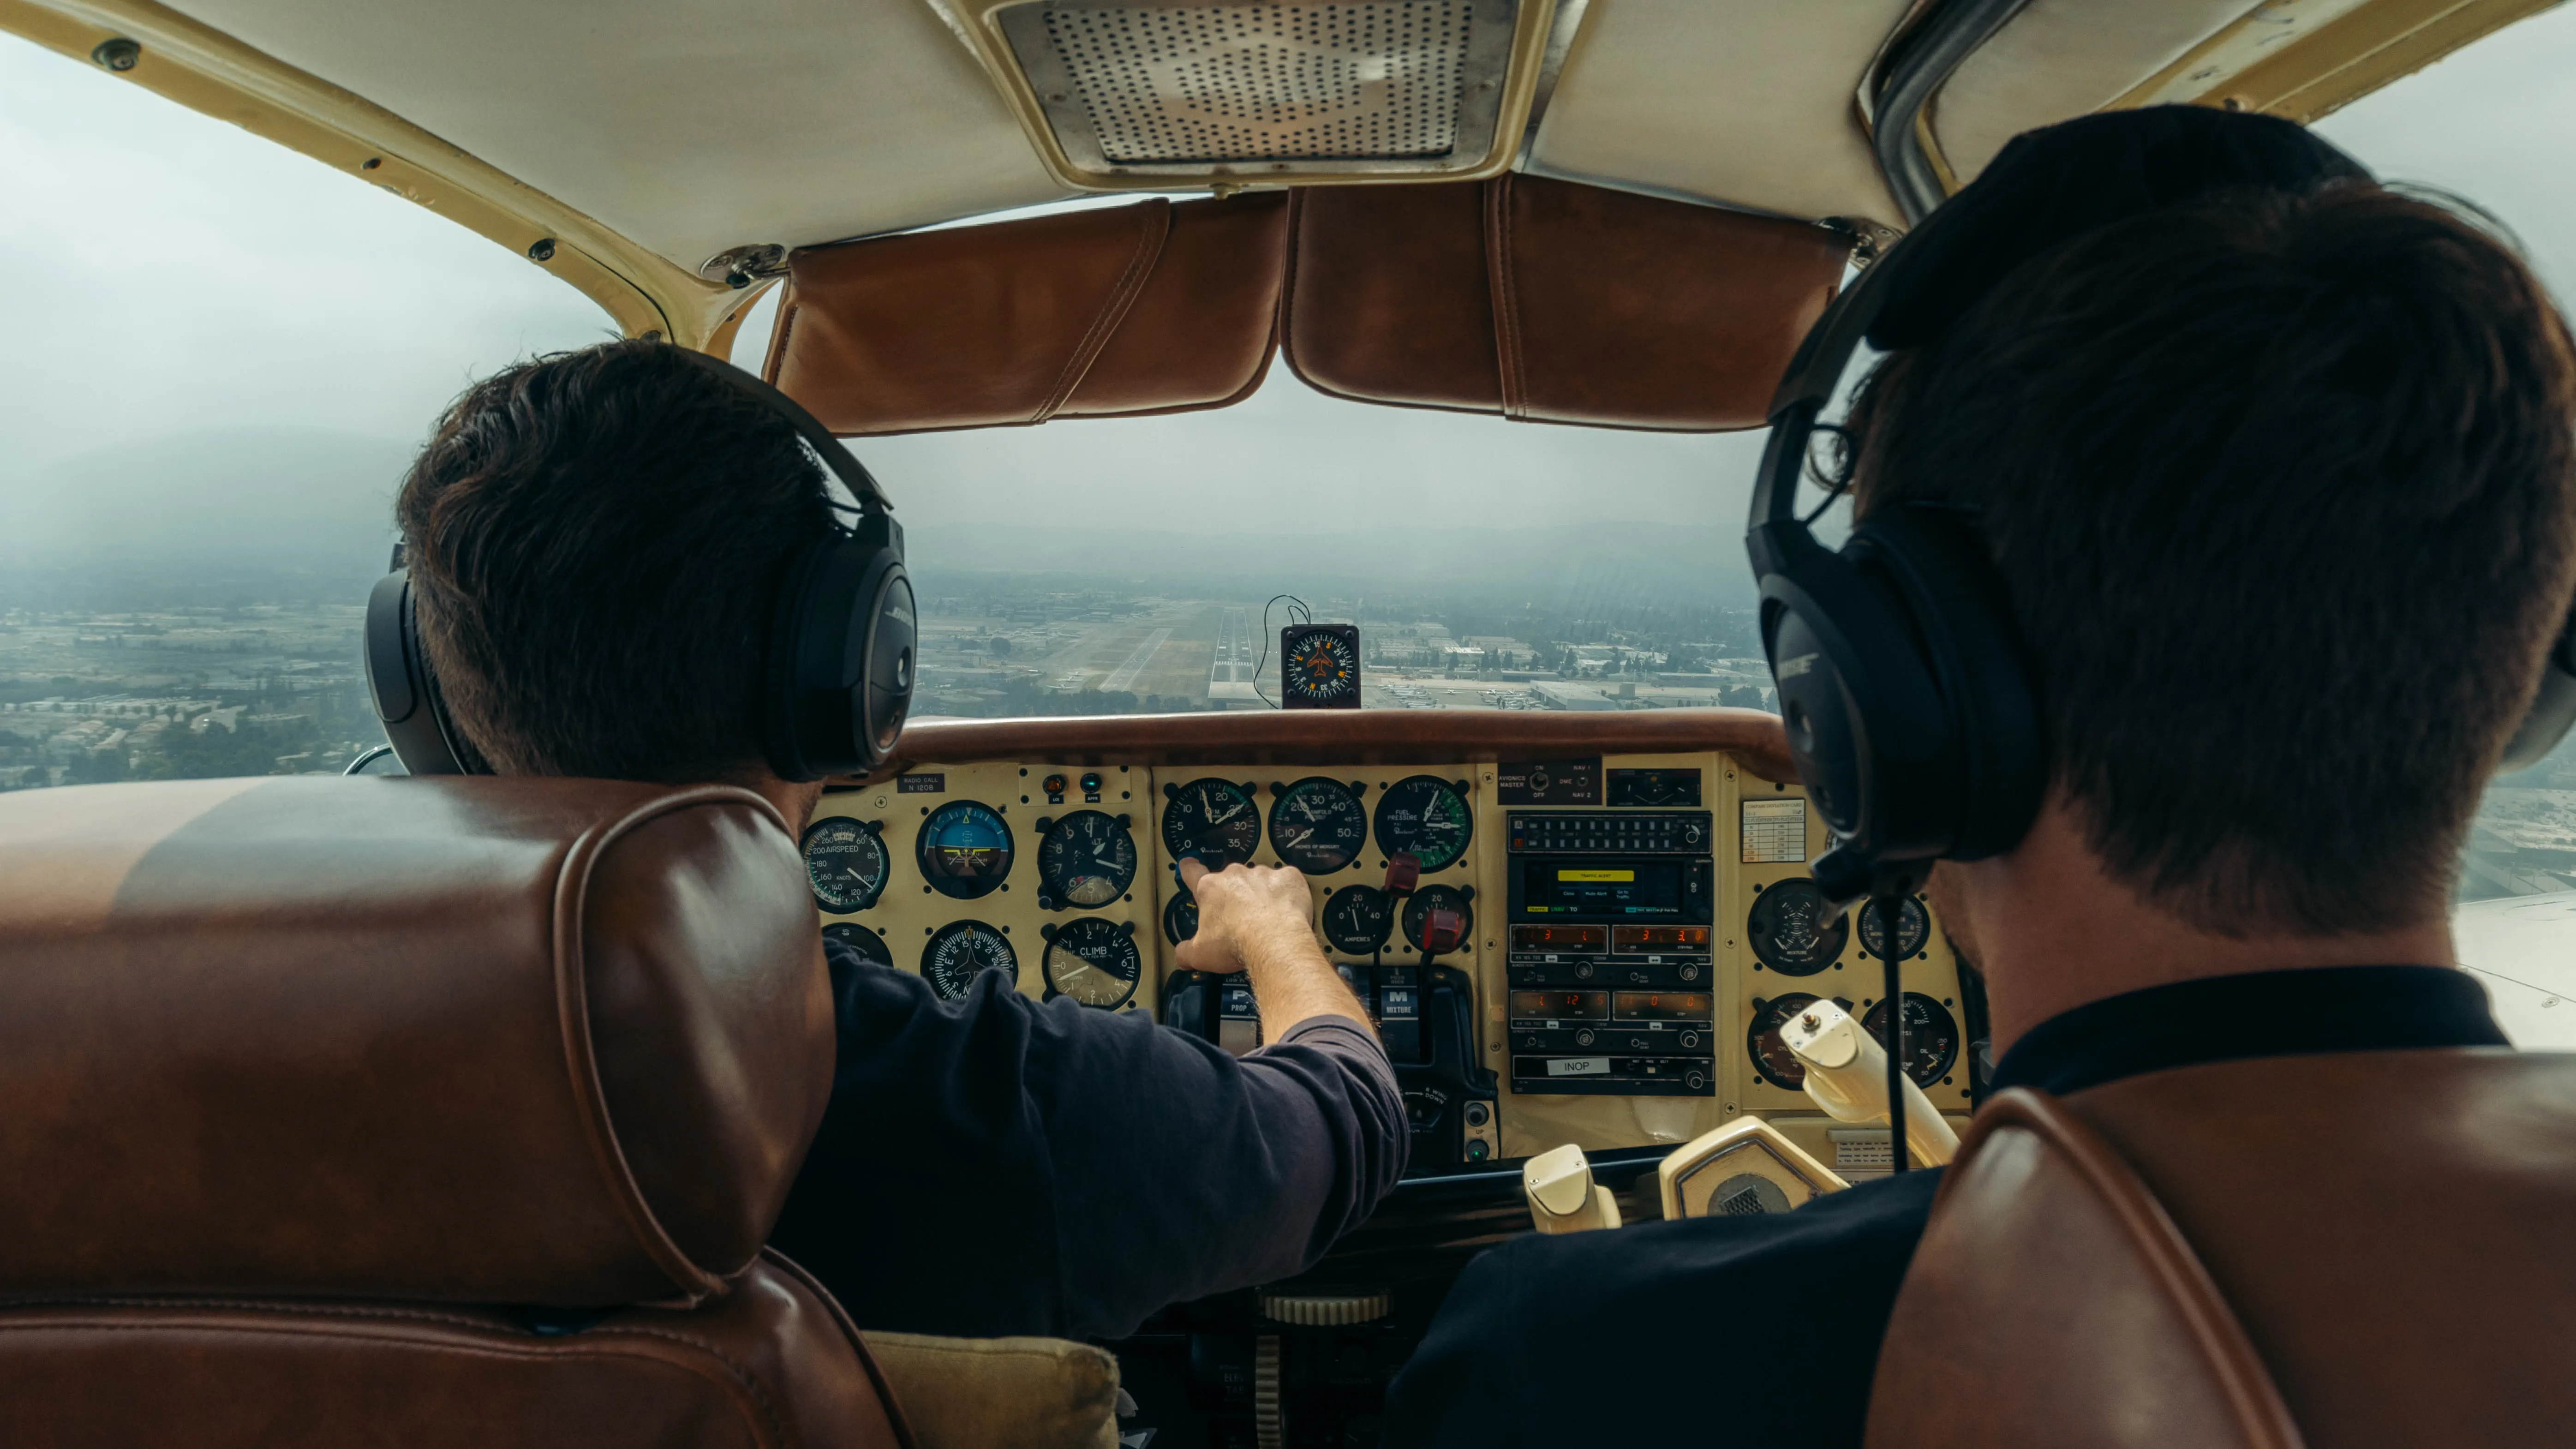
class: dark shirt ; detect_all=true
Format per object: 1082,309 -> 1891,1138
1381,965 -> 2507,1447
771,937 -> 1408,1341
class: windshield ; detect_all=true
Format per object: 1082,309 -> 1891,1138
0,34 -> 607,787
5,3 -> 2575,912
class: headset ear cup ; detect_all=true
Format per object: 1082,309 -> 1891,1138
363,572 -> 468,776
1847,506 -> 2045,858
764,536 -> 913,781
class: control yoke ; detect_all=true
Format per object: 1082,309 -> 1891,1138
1780,1001 -> 1959,1167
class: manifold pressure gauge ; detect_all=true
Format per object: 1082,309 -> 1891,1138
1280,623 -> 1362,710
1043,916 -> 1143,1009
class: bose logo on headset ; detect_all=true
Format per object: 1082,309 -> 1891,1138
364,348 -> 917,783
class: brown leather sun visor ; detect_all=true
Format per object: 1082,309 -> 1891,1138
0,777 -> 833,1307
1283,174 -> 1852,430
767,192 -> 1289,434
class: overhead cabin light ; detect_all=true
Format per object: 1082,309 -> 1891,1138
935,0 -> 1560,190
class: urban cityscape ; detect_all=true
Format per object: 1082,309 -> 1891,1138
5,559 -> 2572,905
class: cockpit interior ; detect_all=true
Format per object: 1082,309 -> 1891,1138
5,1 -> 2575,1445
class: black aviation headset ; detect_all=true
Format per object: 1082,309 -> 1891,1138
365,348 -> 916,781
1749,107 -> 2576,906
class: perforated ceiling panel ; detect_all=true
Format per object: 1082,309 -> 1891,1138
1050,4 -> 1471,161
1001,0 -> 1524,177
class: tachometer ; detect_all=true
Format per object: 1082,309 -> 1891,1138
1162,779 -> 1261,867
917,801 -> 1013,900
1268,777 -> 1369,874
1043,916 -> 1143,1009
821,922 -> 894,967
1400,884 -> 1474,952
1749,993 -> 1824,1089
1322,884 -> 1393,956
1036,810 -> 1136,908
1861,993 -> 1961,1087
921,920 -> 1017,999
1857,895 -> 1931,959
1375,776 -> 1473,872
802,816 -> 888,913
1747,878 -> 1846,975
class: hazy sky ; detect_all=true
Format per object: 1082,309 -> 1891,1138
4,8 -> 2575,557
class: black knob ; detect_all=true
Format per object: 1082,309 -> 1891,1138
1462,1101 -> 1490,1128
1575,1029 -> 1596,1047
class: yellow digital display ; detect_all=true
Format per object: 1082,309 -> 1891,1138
1556,869 -> 1635,882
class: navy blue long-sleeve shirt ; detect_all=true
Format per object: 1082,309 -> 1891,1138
1382,965 -> 2508,1447
769,936 -> 1408,1341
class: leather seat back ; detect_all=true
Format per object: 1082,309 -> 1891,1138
0,776 -> 904,1448
1868,1049 -> 2576,1449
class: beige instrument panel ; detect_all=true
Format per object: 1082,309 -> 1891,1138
808,745 -> 1972,1176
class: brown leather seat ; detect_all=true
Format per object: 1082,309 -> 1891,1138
1867,1048 -> 2576,1449
0,776 -> 907,1448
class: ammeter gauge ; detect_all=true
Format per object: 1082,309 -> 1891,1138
1043,916 -> 1143,1009
1322,884 -> 1393,956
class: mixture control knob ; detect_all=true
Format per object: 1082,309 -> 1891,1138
1257,1289 -> 1393,1327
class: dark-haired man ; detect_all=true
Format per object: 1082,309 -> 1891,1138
394,342 -> 1407,1339
1383,108 -> 2575,1445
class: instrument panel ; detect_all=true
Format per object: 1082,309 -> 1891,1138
808,744 -> 1974,1179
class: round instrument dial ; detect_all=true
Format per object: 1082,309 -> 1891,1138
1322,884 -> 1393,956
1748,993 -> 1824,1089
1036,810 -> 1136,907
1161,779 -> 1261,868
1268,778 -> 1368,874
1861,993 -> 1962,1088
1858,895 -> 1931,959
1281,628 -> 1359,707
1043,916 -> 1143,1009
1400,884 -> 1474,953
917,802 -> 1013,900
920,920 -> 1017,1000
1162,891 -> 1199,945
1374,776 -> 1473,873
1747,878 -> 1847,975
821,922 -> 893,968
802,816 -> 888,914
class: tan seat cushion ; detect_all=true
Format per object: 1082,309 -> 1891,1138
860,1331 -> 1120,1449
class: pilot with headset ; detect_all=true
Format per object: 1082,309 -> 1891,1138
1383,107 -> 2576,1445
365,344 -> 1407,1340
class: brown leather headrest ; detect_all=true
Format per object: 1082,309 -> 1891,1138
0,777 -> 834,1307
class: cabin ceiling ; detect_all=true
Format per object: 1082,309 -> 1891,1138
13,0 -> 2554,348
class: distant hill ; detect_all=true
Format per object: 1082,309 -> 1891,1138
902,521 -> 1761,611
0,425 -> 412,575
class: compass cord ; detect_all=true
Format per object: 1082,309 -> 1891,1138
1252,594 -> 1311,709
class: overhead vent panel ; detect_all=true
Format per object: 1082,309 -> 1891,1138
954,0 -> 1558,189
